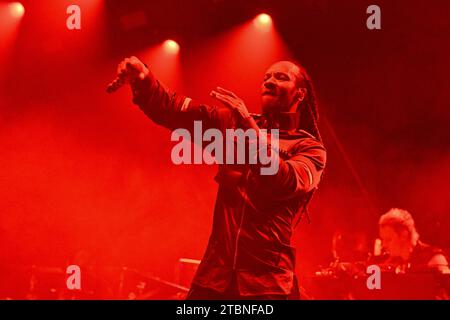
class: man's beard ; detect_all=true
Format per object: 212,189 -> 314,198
261,97 -> 281,115
262,96 -> 296,115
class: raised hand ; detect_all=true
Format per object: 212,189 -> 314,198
210,87 -> 251,122
116,56 -> 149,84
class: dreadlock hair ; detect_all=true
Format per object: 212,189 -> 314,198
289,62 -> 324,225
291,62 -> 322,142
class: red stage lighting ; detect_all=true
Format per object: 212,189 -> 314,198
163,39 -> 180,54
9,2 -> 25,19
254,13 -> 272,31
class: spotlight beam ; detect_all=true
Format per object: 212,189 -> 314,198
9,2 -> 25,19
163,39 -> 180,54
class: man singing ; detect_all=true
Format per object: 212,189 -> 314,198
112,56 -> 326,299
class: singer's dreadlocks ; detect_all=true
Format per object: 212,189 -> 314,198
291,62 -> 324,225
293,63 -> 322,142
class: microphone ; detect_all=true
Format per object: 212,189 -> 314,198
106,71 -> 146,94
106,76 -> 126,94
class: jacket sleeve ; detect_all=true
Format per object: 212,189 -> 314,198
130,73 -> 235,133
250,137 -> 326,200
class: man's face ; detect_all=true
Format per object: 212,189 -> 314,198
261,61 -> 301,114
379,226 -> 411,258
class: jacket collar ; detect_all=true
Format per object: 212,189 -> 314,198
256,112 -> 300,133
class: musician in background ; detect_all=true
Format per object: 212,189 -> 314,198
375,208 -> 449,273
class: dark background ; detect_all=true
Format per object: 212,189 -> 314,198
1,0 -> 449,298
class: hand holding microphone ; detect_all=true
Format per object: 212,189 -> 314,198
106,56 -> 149,93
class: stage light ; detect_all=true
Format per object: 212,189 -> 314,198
254,13 -> 272,30
138,39 -> 183,90
163,39 -> 180,54
9,2 -> 25,19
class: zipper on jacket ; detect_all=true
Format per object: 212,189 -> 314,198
232,201 -> 246,270
232,170 -> 250,270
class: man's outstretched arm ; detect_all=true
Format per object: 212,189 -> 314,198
115,56 -> 234,132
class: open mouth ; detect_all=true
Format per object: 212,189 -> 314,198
262,91 -> 276,97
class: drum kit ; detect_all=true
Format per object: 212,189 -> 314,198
0,263 -> 189,300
